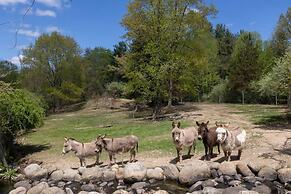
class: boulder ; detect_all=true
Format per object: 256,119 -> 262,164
114,167 -> 124,180
247,161 -> 262,174
80,167 -> 103,182
27,182 -> 49,194
9,187 -> 26,194
24,164 -> 48,180
131,182 -> 149,190
278,168 -> 291,183
209,162 -> 221,170
179,161 -> 211,185
102,169 -> 116,182
124,162 -> 147,182
50,170 -> 63,181
236,163 -> 254,177
65,188 -> 74,194
146,167 -> 164,180
252,184 -> 272,194
202,179 -> 217,188
14,174 -> 25,182
153,190 -> 168,194
189,181 -> 203,192
162,164 -> 179,180
112,190 -> 129,194
63,169 -> 81,181
218,162 -> 237,176
258,166 -> 277,181
14,180 -> 31,190
81,184 -> 96,192
78,192 -> 89,194
223,186 -> 247,194
202,187 -> 224,194
40,187 -> 65,194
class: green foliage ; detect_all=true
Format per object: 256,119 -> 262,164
0,61 -> 19,84
208,79 -> 228,103
106,82 -> 126,98
0,164 -> 16,181
0,81 -> 44,135
271,8 -> 291,57
21,32 -> 85,111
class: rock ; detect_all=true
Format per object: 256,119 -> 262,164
24,164 -> 48,180
131,182 -> 149,190
223,175 -> 234,182
243,176 -> 257,184
234,174 -> 242,181
14,174 -> 25,182
162,164 -> 179,181
247,161 -> 262,174
27,182 -> 49,194
46,166 -> 57,175
223,186 -> 247,194
124,162 -> 147,182
78,192 -> 89,194
219,162 -> 237,176
112,190 -> 129,194
202,179 -> 217,188
239,192 -> 259,194
236,163 -> 254,177
278,168 -> 291,183
102,169 -> 116,182
65,188 -> 74,194
63,169 -> 81,181
210,169 -> 219,178
258,166 -> 277,181
50,169 -> 64,181
136,189 -> 145,194
81,183 -> 96,192
9,187 -> 26,194
57,181 -> 66,188
14,180 -> 31,190
114,168 -> 125,180
215,176 -> 224,184
40,187 -> 65,194
228,180 -> 241,187
146,167 -> 164,180
153,190 -> 168,194
209,162 -> 221,170
202,187 -> 224,194
179,161 -> 211,185
100,182 -> 107,187
252,184 -> 272,194
80,167 -> 103,182
189,181 -> 203,192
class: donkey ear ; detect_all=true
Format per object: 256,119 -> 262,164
177,122 -> 181,128
215,121 -> 219,127
101,134 -> 106,139
196,121 -> 200,126
224,122 -> 230,128
206,121 -> 209,125
64,137 -> 68,141
172,121 -> 175,128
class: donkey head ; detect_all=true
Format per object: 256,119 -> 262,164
196,121 -> 209,140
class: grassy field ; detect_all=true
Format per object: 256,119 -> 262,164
21,106 -> 204,158
228,104 -> 290,126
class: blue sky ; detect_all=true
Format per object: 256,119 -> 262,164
0,0 -> 290,64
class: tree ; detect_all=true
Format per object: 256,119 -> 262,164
113,41 -> 128,57
122,0 -> 217,117
21,32 -> 85,111
228,32 -> 263,104
84,47 -> 116,96
271,8 -> 291,57
214,24 -> 236,79
0,60 -> 19,84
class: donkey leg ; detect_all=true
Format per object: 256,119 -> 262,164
193,143 -> 196,154
217,144 -> 221,154
204,144 -> 208,159
109,154 -> 113,165
79,158 -> 83,167
187,145 -> 192,156
227,151 -> 232,161
83,159 -> 87,167
238,149 -> 242,160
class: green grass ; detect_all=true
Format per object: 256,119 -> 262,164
227,104 -> 290,126
22,108 -> 204,157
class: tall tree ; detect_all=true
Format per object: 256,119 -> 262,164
271,7 -> 291,57
122,0 -> 216,117
21,32 -> 85,111
214,24 -> 236,79
229,32 -> 262,104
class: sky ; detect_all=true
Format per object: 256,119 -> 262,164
0,0 -> 290,65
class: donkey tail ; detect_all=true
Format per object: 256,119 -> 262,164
136,141 -> 139,153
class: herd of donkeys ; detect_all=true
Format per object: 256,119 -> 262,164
62,121 -> 247,167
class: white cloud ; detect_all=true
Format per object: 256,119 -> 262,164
0,0 -> 27,6
35,8 -> 56,17
18,29 -> 40,37
36,0 -> 61,8
46,25 -> 60,33
10,54 -> 23,65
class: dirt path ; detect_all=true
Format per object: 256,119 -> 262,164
28,103 -> 291,169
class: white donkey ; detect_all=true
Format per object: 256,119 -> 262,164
216,125 -> 246,161
62,137 -> 101,167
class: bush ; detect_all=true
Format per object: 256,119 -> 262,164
106,82 -> 126,98
208,80 -> 228,103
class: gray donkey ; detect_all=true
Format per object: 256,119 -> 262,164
171,121 -> 198,162
95,135 -> 138,165
62,137 -> 101,167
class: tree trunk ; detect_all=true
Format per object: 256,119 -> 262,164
288,86 -> 291,111
241,90 -> 245,105
0,133 -> 8,167
167,79 -> 173,107
275,94 -> 278,106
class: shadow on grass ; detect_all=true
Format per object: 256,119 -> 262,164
12,143 -> 51,162
254,113 -> 291,130
169,154 -> 194,164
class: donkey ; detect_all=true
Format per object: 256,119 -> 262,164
62,137 -> 101,167
171,121 -> 198,162
95,135 -> 138,165
216,125 -> 246,161
196,121 -> 220,160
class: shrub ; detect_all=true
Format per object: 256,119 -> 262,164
106,82 -> 126,98
208,80 -> 228,103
